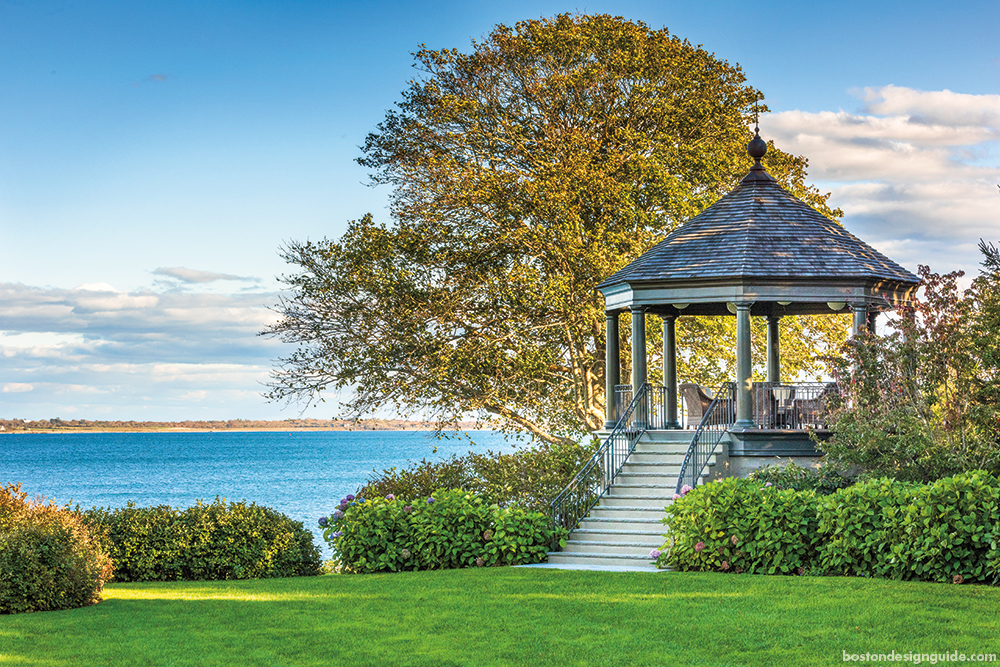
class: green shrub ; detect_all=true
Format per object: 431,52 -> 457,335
1,483 -> 113,614
665,472 -> 1000,585
325,489 -> 565,573
661,478 -> 819,575
815,477 -> 917,578
894,471 -> 1000,584
82,498 -> 322,582
748,462 -> 853,495
359,440 -> 598,513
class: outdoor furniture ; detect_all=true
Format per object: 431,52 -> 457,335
679,383 -> 714,428
794,383 -> 838,429
769,385 -> 796,429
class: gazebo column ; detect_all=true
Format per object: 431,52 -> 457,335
734,302 -> 755,429
604,311 -> 621,429
662,315 -> 679,429
852,303 -> 868,338
631,307 -> 647,427
766,315 -> 781,383
867,310 -> 878,335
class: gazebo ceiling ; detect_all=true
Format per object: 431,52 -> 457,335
598,133 -> 920,314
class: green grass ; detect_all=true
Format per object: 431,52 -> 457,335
1,569 -> 998,666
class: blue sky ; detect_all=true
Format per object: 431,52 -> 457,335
1,0 -> 998,420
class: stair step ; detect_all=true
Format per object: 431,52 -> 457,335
626,453 -> 693,463
547,552 -> 659,568
599,495 -> 672,508
573,528 -> 664,540
588,507 -> 667,520
578,516 -> 664,528
607,486 -> 678,497
564,540 -> 663,555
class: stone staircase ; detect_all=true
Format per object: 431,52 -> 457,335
546,430 -> 718,570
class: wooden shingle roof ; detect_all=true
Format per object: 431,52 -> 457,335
598,164 -> 919,291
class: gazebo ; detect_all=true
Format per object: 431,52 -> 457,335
597,130 -> 919,463
547,131 -> 919,568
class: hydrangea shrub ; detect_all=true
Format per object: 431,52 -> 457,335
661,472 -> 1000,585
661,478 -> 819,575
324,489 -> 565,573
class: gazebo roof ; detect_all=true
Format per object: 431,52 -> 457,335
597,133 -> 919,317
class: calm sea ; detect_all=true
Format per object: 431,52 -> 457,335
0,430 -> 516,556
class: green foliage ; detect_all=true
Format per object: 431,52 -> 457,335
81,498 -> 322,582
748,461 -> 853,495
817,473 -> 1000,584
264,13 -> 841,445
823,254 -> 1000,481
814,477 -> 917,578
358,440 -> 598,512
0,483 -> 113,614
666,473 -> 1000,585
661,478 -> 819,575
326,489 -> 564,573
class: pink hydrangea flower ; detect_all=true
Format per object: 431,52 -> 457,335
680,484 -> 694,495
672,493 -> 682,500
721,561 -> 730,571
694,541 -> 705,552
649,549 -> 661,559
731,535 -> 738,545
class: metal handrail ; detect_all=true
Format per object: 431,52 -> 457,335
674,382 -> 737,494
550,383 -> 650,547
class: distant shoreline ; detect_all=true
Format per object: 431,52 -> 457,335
4,430 -> 442,434
0,419 -> 483,435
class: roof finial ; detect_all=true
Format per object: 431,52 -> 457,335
740,102 -> 774,184
747,101 -> 767,167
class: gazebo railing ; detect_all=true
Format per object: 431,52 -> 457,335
614,384 -> 687,429
751,382 -> 838,430
674,382 -> 736,495
551,383 -> 649,546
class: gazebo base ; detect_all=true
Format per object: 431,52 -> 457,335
714,429 -> 829,479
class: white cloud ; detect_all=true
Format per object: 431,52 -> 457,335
152,267 -> 260,284
766,85 -> 1000,273
0,281 -> 295,419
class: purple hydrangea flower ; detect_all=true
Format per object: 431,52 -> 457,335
332,509 -> 344,520
332,531 -> 343,538
427,497 -> 435,504
385,494 -> 396,501
345,494 -> 355,501
318,516 -> 328,527
403,505 -> 413,513
649,549 -> 661,559
765,482 -> 773,487
357,497 -> 365,503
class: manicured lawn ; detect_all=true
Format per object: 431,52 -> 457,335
1,569 -> 997,666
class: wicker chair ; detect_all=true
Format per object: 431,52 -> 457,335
679,383 -> 714,428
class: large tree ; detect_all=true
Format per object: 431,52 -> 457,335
265,14 -> 846,444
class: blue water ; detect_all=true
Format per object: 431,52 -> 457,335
0,430 -> 516,556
